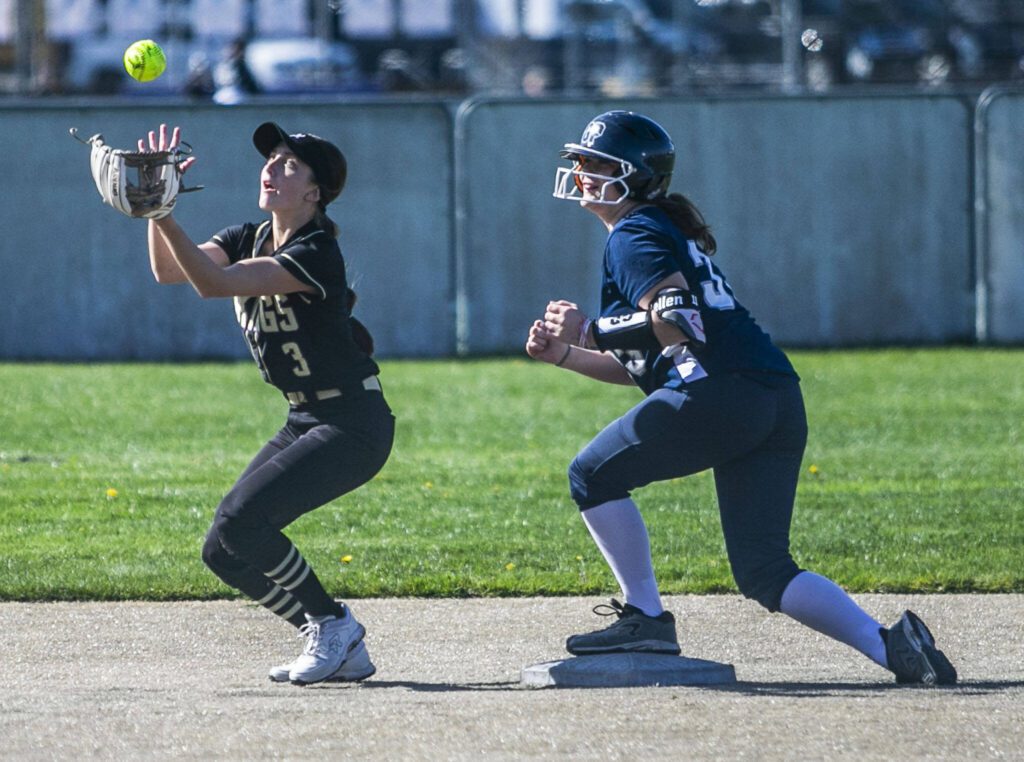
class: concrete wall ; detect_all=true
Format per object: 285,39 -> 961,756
456,95 -> 975,353
976,88 -> 1024,344
0,101 -> 453,359
1,92 -> 1016,359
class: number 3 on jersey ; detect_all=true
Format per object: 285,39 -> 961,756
281,342 -> 311,377
686,240 -> 735,310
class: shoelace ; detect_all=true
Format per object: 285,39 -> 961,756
591,598 -> 628,619
298,621 -> 322,656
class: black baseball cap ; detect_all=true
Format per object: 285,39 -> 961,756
252,122 -> 347,206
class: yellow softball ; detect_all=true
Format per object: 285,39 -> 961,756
124,40 -> 166,82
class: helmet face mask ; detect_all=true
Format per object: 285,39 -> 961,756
553,148 -> 635,205
553,111 -> 675,205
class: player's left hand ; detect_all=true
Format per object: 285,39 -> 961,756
72,122 -> 197,220
542,300 -> 588,345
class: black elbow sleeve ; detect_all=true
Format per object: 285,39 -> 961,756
591,311 -> 661,352
651,288 -> 707,348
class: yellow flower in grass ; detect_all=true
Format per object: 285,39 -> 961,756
340,555 -> 353,564
504,562 -> 515,571
105,488 -> 119,498
808,464 -> 820,475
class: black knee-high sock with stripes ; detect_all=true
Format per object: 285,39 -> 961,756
263,543 -> 345,620
202,529 -> 309,628
211,513 -> 345,621
255,582 -> 308,628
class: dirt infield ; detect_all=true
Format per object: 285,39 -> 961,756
2,594 -> 1021,760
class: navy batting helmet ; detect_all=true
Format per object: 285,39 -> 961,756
553,111 -> 675,204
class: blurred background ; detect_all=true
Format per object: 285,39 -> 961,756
2,1 -> 1023,360
3,0 -> 1024,99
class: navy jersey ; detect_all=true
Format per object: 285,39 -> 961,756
601,205 -> 796,395
211,219 -> 379,398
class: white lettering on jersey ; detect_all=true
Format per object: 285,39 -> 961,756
686,240 -> 736,310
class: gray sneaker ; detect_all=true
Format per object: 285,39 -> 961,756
566,599 -> 681,656
884,610 -> 957,686
269,639 -> 376,684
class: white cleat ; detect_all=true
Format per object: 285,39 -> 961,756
287,610 -> 367,686
269,639 -> 375,683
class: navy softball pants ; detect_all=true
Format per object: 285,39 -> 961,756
568,372 -> 807,612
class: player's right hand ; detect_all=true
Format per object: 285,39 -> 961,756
526,320 -> 569,365
138,123 -> 196,174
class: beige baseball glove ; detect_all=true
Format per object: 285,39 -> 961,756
71,127 -> 202,219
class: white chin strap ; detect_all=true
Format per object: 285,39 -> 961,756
552,167 -> 632,204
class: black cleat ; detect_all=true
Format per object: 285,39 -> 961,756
566,599 -> 681,656
884,610 -> 957,686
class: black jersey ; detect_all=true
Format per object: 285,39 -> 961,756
211,219 -> 379,399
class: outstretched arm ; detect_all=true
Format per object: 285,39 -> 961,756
140,123 -> 313,299
152,215 -> 314,298
139,124 -> 228,284
148,221 -> 227,284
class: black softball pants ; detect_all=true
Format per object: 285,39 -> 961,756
201,389 -> 394,619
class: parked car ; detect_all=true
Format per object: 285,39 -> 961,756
562,0 -> 788,92
61,36 -> 369,97
837,0 -> 955,85
561,0 -> 690,93
800,0 -> 1024,88
62,36 -> 187,95
945,0 -> 1024,83
658,0 -> 841,91
243,38 -> 370,95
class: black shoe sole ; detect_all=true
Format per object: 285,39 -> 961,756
891,611 -> 958,686
325,665 -> 376,683
566,644 -> 682,657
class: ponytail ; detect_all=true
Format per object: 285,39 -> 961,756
651,193 -> 717,256
315,206 -> 339,239
345,287 -> 375,356
322,211 -> 372,352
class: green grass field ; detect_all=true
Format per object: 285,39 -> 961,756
1,349 -> 1021,601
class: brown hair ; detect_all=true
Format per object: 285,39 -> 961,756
315,206 -> 339,239
651,193 -> 717,256
345,287 -> 375,356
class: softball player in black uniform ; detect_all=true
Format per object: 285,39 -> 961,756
142,122 -> 393,685
528,111 -> 956,685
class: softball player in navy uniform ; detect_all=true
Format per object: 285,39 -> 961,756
142,122 -> 393,685
528,110 -> 956,685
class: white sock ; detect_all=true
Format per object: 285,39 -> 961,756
581,498 -> 664,617
779,571 -> 887,667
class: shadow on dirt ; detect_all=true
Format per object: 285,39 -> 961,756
706,680 -> 1024,697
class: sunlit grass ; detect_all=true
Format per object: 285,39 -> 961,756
0,349 -> 1021,600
